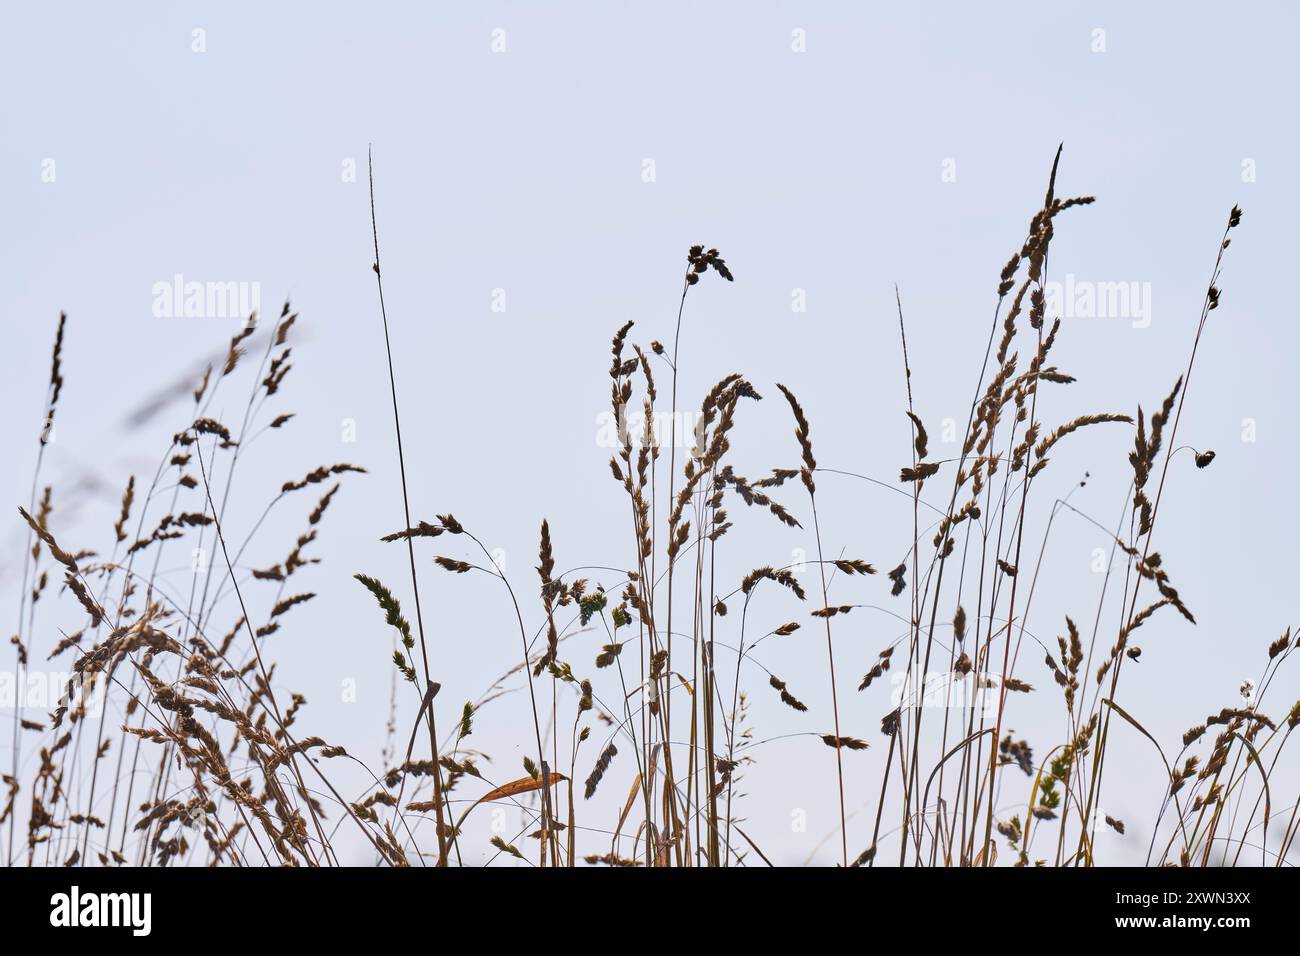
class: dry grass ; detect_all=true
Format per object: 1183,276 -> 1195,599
4,148 -> 1294,868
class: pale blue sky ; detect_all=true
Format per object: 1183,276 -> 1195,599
2,2 -> 1297,864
